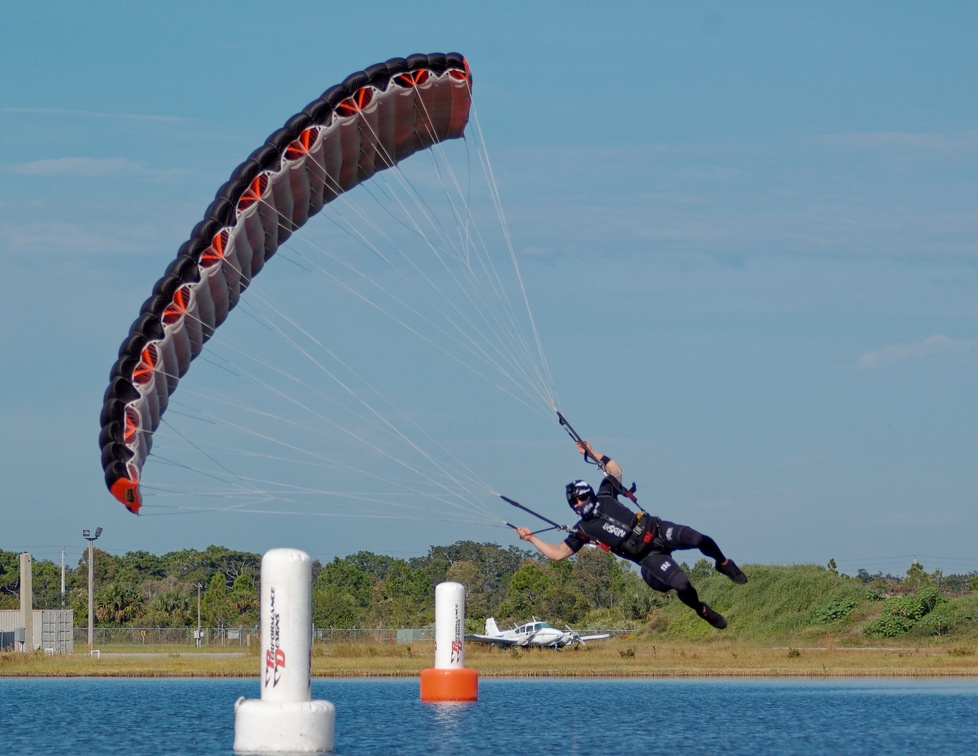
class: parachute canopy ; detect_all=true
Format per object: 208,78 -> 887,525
100,53 -> 472,513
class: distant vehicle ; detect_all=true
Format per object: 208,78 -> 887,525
465,617 -> 611,650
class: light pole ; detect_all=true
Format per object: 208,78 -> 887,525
83,528 -> 102,655
196,582 -> 203,648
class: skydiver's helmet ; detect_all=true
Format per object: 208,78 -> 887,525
566,480 -> 597,518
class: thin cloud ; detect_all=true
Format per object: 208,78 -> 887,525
816,130 -> 978,156
2,106 -> 186,124
859,335 -> 978,369
7,157 -> 139,177
5,157 -> 188,182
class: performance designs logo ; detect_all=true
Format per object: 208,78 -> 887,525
264,586 -> 286,688
451,604 -> 463,665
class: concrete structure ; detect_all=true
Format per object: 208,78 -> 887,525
0,610 -> 73,653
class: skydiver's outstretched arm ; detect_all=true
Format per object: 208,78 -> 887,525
576,441 -> 623,483
515,526 -> 574,561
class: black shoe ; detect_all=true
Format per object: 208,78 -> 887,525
717,559 -> 748,584
700,603 -> 727,629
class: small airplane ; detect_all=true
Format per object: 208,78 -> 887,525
465,617 -> 611,650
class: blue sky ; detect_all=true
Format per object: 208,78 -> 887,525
2,2 -> 976,579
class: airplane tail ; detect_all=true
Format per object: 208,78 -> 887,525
485,617 -> 500,635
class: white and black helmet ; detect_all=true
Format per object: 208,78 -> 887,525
566,479 -> 597,517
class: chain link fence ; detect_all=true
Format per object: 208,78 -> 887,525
73,626 -> 434,647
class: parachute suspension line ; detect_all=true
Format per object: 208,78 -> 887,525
404,89 -> 556,413
442,146 -> 556,414
145,411 -> 272,504
159,376 -> 414,512
357,95 -> 556,415
328,185 -> 553,420
467,103 -> 558,413
121,342 -> 277,504
203,290 -> 507,522
140,289 -> 504,522
413,128 -> 546,398
254,116 -> 556,421
412,141 -> 554,412
140,496 -> 499,524
340,127 -> 536,389
260,201 -> 552,423
353,90 -> 555,417
292,248 -> 536,416
234,286 -> 504,516
138,449 -> 500,524
148,406 -> 496,523
262,124 -> 507,385
150,356 -> 503,524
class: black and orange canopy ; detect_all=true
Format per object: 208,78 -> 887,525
99,53 -> 472,513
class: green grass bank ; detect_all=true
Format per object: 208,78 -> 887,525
4,638 -> 978,679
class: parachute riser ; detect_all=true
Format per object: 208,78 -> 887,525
556,410 -> 648,516
505,522 -> 561,537
500,496 -> 572,534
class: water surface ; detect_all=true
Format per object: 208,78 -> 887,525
2,677 -> 976,754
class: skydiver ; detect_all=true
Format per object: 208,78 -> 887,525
514,440 -> 747,629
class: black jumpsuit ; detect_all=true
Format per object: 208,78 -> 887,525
562,475 -> 730,614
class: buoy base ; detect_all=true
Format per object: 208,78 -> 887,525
420,667 -> 479,702
233,698 -> 335,753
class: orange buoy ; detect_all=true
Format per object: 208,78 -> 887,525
420,666 -> 479,702
420,582 -> 478,702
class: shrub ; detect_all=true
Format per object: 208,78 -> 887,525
863,587 -> 944,638
866,587 -> 888,602
863,613 -> 915,638
887,587 -> 941,620
914,604 -> 959,637
815,598 -> 857,624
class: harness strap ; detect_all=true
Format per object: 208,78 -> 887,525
579,509 -> 660,561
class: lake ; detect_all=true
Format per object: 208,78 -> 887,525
1,677 -> 976,754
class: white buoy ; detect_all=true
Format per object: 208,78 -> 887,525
234,548 -> 335,754
420,581 -> 478,701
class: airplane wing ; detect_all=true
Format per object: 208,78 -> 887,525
578,633 -> 612,642
464,633 -> 521,647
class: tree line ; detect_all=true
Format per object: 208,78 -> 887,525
2,544 -> 976,637
0,541 -> 657,631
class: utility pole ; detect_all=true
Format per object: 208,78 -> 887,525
83,528 -> 103,655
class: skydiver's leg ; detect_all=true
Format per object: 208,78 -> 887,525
657,520 -> 725,561
656,520 -> 747,584
640,555 -> 727,629
641,555 -> 706,612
